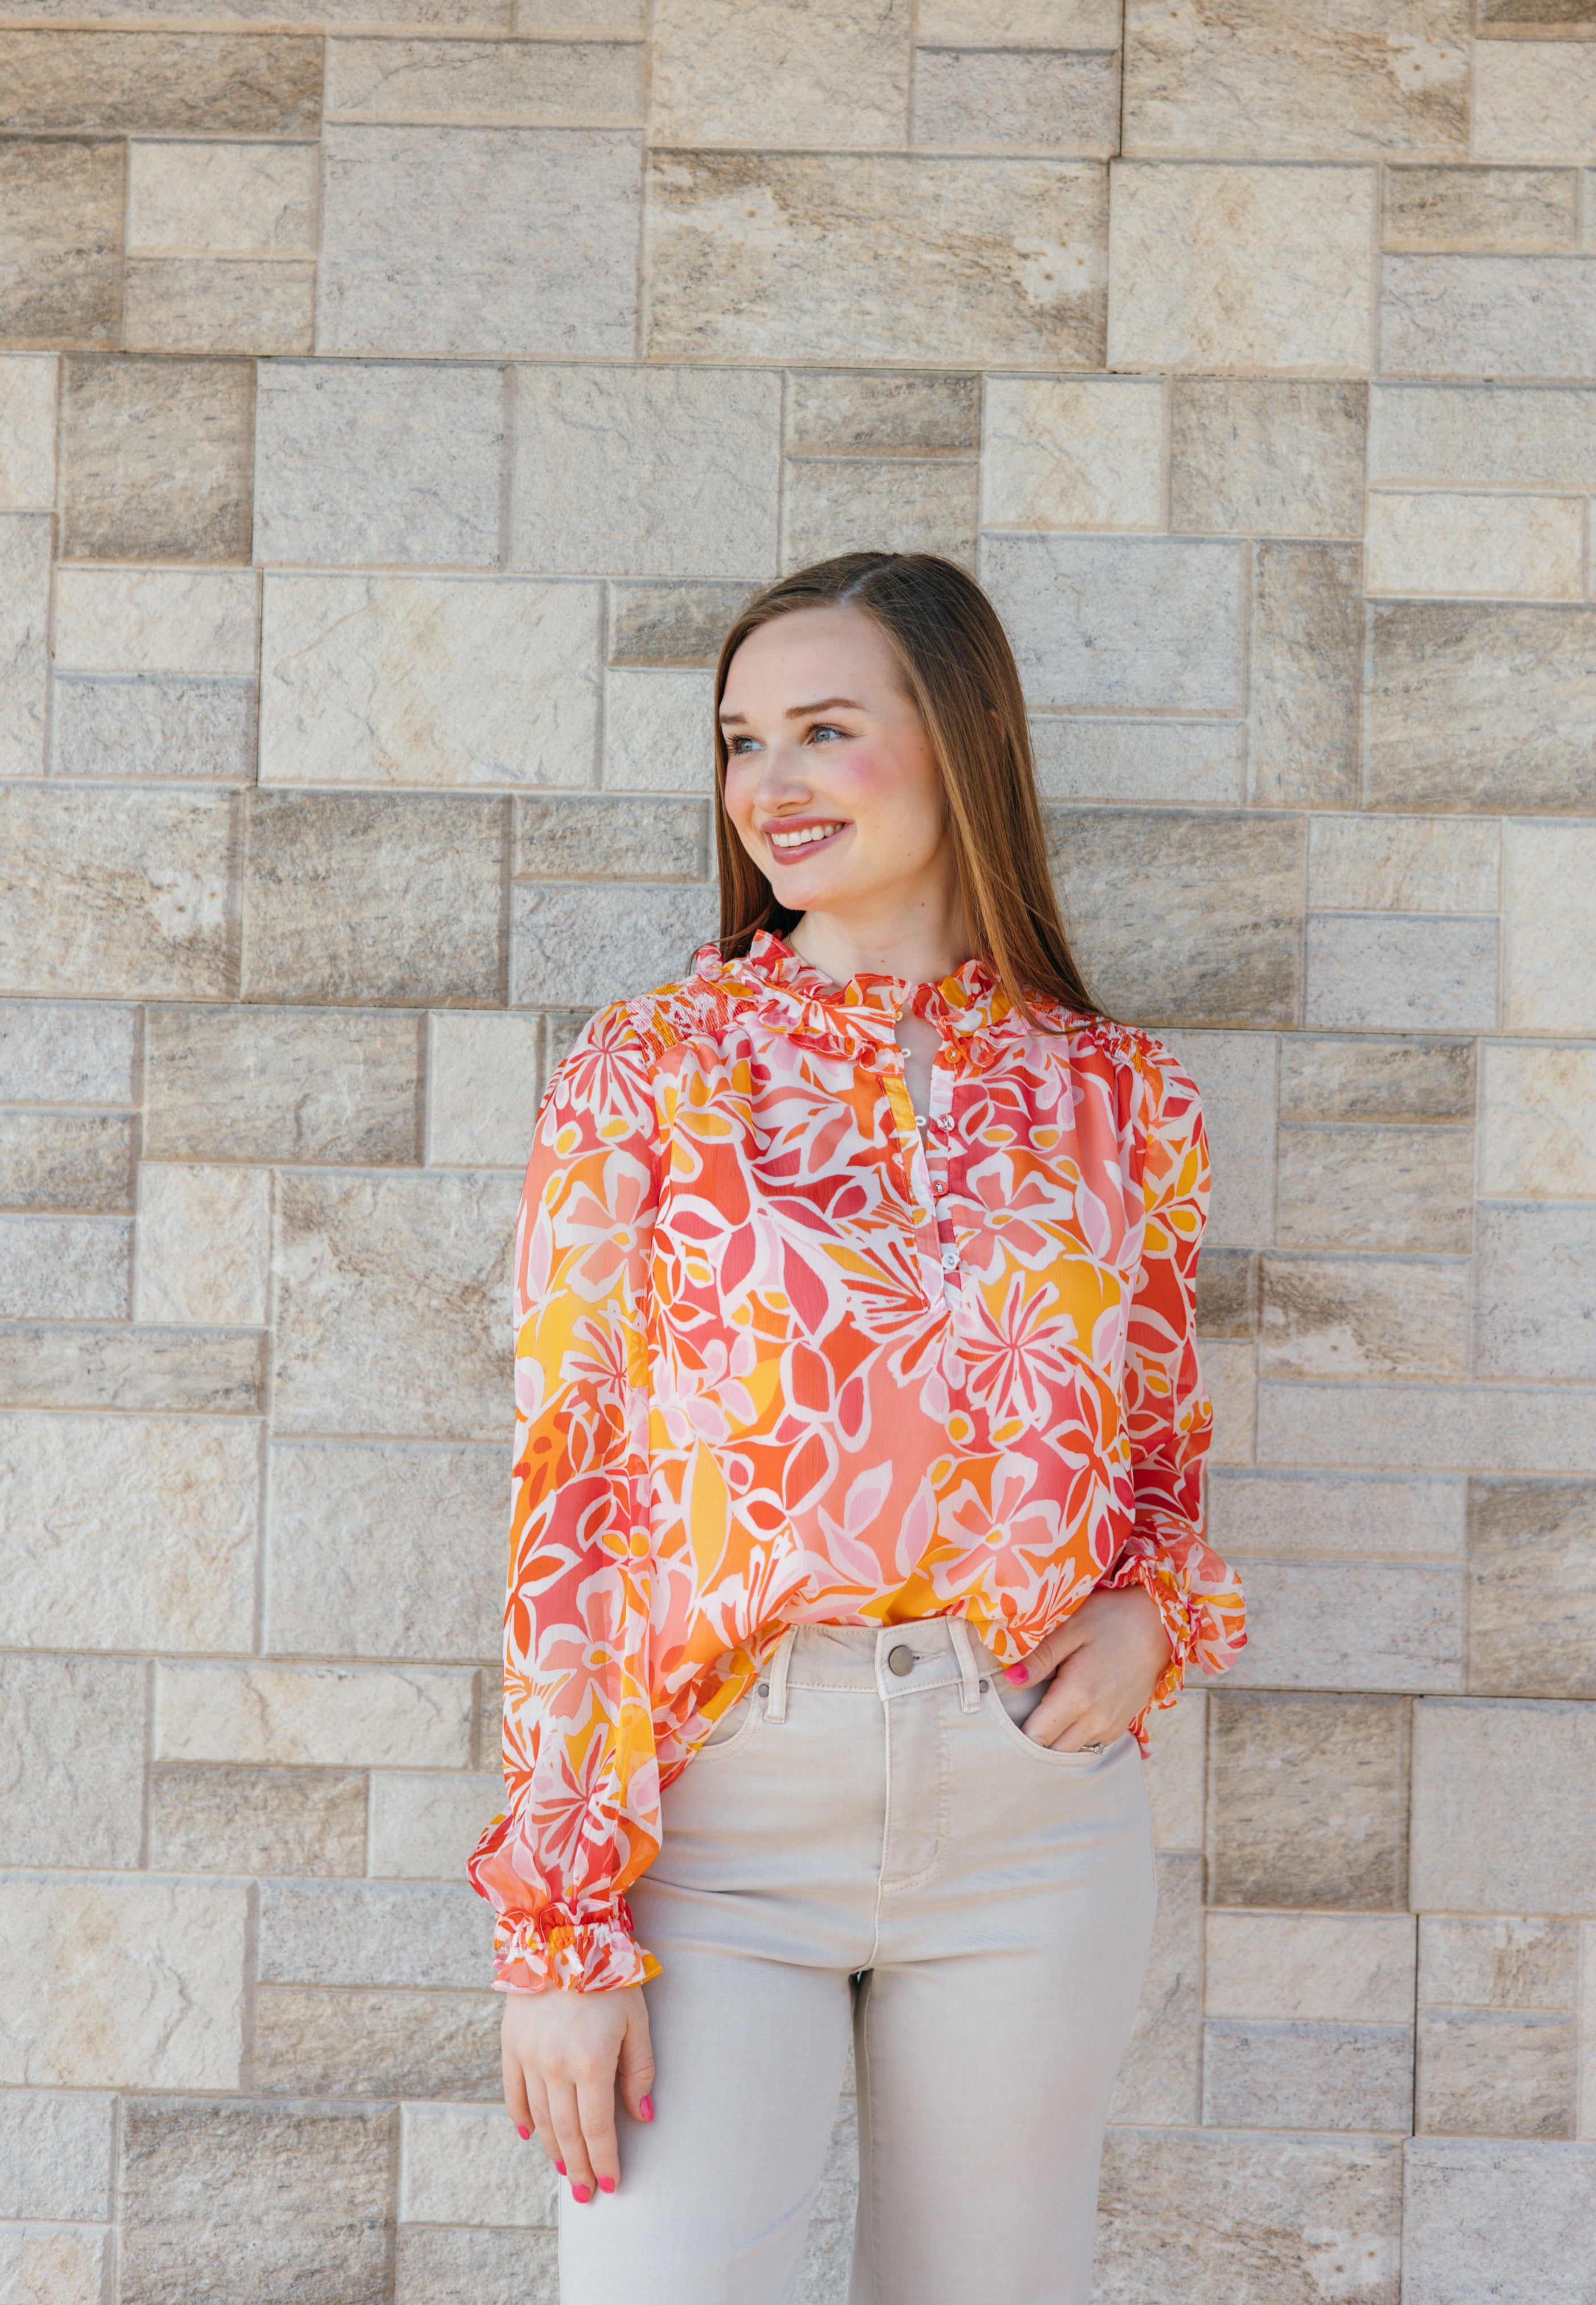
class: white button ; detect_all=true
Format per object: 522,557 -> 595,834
941,1246 -> 959,1271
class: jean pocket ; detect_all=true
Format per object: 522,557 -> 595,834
983,1683 -> 1112,1767
698,1689 -> 758,1753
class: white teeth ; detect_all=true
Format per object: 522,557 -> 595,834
768,823 -> 842,850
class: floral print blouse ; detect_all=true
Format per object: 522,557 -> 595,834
468,932 -> 1246,1993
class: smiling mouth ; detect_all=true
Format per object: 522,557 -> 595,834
766,821 -> 847,858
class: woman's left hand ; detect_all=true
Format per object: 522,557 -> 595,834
1005,1586 -> 1174,1750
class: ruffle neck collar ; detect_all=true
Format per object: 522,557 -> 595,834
690,931 -> 1014,1068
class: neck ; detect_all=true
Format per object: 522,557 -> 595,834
787,897 -> 975,990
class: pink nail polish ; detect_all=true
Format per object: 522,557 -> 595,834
1004,1664 -> 1028,1686
555,2160 -> 566,2175
571,2183 -> 591,2205
515,2124 -> 530,2141
639,2095 -> 654,2122
598,2176 -> 616,2194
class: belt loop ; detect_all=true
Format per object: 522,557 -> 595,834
763,1627 -> 797,1723
948,1618 -> 982,1713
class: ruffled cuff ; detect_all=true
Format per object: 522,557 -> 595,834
491,1897 -> 663,1996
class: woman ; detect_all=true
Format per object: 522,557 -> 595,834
470,552 -> 1245,2304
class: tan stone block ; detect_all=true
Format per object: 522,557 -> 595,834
59,355 -> 253,562
787,370 -> 979,456
0,2221 -> 107,2305
1208,1691 -> 1410,1910
647,152 -> 1107,368
258,1878 -> 493,1988
148,1766 -> 367,1876
1276,1124 -> 1473,1253
318,124 -> 640,357
124,256 -> 316,356
266,1437 -> 506,1659
7,0 -> 515,14
1207,1470 -> 1466,1562
1169,378 -> 1365,538
1371,382 -> 1596,486
396,2226 -> 559,2305
145,1005 -> 422,1165
1419,1915 -> 1579,2011
272,1168 -> 517,1439
1029,717 -> 1243,806
1144,1686 -> 1205,1851
1197,1249 -> 1256,1338
603,667 -> 716,793
427,1011 -> 543,1168
649,0 -> 907,147
0,1112 -> 135,1215
0,1323 -> 266,1417
1206,1911 -> 1417,2024
511,881 -> 718,1007
1481,1042 -> 1596,1199
783,456 -> 978,572
1477,0 -> 1596,23
0,513 -> 48,774
119,2101 -> 393,2305
1109,1853 -> 1202,2126
0,1410 -> 257,1651
1248,540 -> 1361,810
1585,1928 -> 1596,2143
134,1163 -> 271,1327
54,567 -> 259,676
127,140 -> 316,252
401,2101 -> 559,2225
1505,821 -> 1596,1030
1475,40 -> 1596,162
0,1215 -> 129,1321
1049,809 -> 1302,1029
1202,1337 -> 1255,1467
0,140 -> 121,352
156,1660 -> 474,1768
260,576 -> 598,789
1256,1379 -> 1596,1476
1383,164 -> 1579,249
0,357 -> 55,508
0,1656 -> 144,1870
1368,602 -> 1596,811
1308,816 -> 1500,912
1223,1559 -> 1464,1694
1305,915 -> 1498,1034
0,30 -> 321,134
1402,2137 -> 1596,2305
326,34 -> 642,122
1203,2018 -> 1414,2132
1108,162 -> 1378,372
986,535 -> 1244,712
1418,2010 -> 1577,2138
514,794 -> 708,882
1260,1255 -> 1468,1382
1280,1034 -> 1474,1123
255,1985 -> 500,2102
370,1772 -> 505,1879
1411,1698 -> 1596,1914
1161,1030 -> 1277,1249
1382,253 -> 1596,378
520,0 -> 639,21
0,2090 -> 113,2220
52,676 -> 257,784
1366,488 -> 1582,596
241,790 -> 504,1005
0,1880 -> 246,2090
610,580 -> 753,666
919,0 -> 1120,34
913,46 -> 1120,155
1477,1207 -> 1596,1382
981,376 -> 1165,532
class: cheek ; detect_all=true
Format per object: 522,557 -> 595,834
845,746 -> 944,852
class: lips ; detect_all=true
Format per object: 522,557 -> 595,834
765,820 -> 848,860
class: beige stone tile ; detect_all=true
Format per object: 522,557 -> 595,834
981,376 -> 1165,532
783,456 -> 978,571
0,1879 -> 246,2089
1209,1691 -> 1411,1911
0,357 -> 56,508
1169,378 -> 1366,538
0,140 -> 122,352
0,2222 -> 107,2305
1305,915 -> 1497,1034
649,0 -> 908,148
1383,164 -> 1579,250
59,354 -> 254,562
1585,1928 -> 1596,2144
646,152 -> 1107,368
602,667 -> 716,792
786,369 -> 979,456
317,123 -> 640,357
1248,540 -> 1361,809
1402,2138 -> 1596,2305
145,1006 -> 422,1166
272,1168 -> 517,1439
918,0 -> 1120,35
1109,1852 -> 1202,2126
156,1661 -> 473,1768
913,47 -> 1120,156
396,2226 -> 560,2300
119,2102 -> 393,2305
0,513 -> 48,774
1505,821 -> 1596,1030
1206,1912 -> 1417,2024
52,676 -> 257,784
511,880 -> 718,1007
0,30 -> 322,134
401,2101 -> 560,2225
1203,2018 -> 1414,2132
0,1111 -> 136,1213
1476,1204 -> 1596,1382
257,1878 -> 492,1988
147,1766 -> 368,1877
1411,1697 -> 1596,1914
1481,1042 -> 1596,1198
260,576 -> 598,788
515,794 -> 707,881
1477,0 -> 1596,23
1366,488 -> 1582,596
1468,1480 -> 1596,1700
254,362 -> 505,568
0,1324 -> 266,1419
1475,39 -> 1596,162
0,999 -> 137,1121
1366,601 -> 1596,813
0,1215 -> 130,1321
513,366 -> 778,580
519,0 -> 637,23
1419,1915 -> 1579,2012
1122,2 -> 1468,162
1223,1559 -> 1464,1694
128,139 -> 316,251
610,578 -> 755,666
2,0 -> 513,14
54,566 -> 259,676
1050,809 -> 1302,1029
1308,815 -> 1500,912
1161,1029 -> 1277,1249
1280,1034 -> 1475,1124
1201,1337 -> 1255,1466
0,1409 -> 257,1652
124,255 -> 316,356
1276,1124 -> 1473,1252
1143,1686 -> 1205,1852
133,1162 -> 270,1327
241,790 -> 504,1005
1029,718 -> 1243,806
1418,2010 -> 1578,2137
1382,253 -> 1596,378
370,1770 -> 505,1878
266,1436 -> 505,1659
427,1010 -> 543,1168
1196,1248 -> 1256,1337
1371,382 -> 1596,485
1108,162 -> 1378,372
326,34 -> 642,123
0,1655 -> 145,1870
985,535 -> 1244,711
1260,1254 -> 1468,1382
0,2089 -> 113,2220
1257,1378 -> 1596,1476
254,1985 -> 500,2102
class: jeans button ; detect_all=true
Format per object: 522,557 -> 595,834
887,1644 -> 915,1677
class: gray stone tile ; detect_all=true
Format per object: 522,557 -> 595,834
983,535 -> 1244,714
134,1161 -> 270,1328
317,123 -> 640,357
1279,1035 -> 1475,1124
1467,1479 -> 1596,1699
782,456 -> 978,573
1307,816 -> 1500,913
0,353 -> 58,508
267,1437 -> 505,1659
0,1111 -> 135,1214
396,2226 -> 560,2305
1208,1692 -> 1410,1911
124,256 -> 317,356
119,2100 -> 394,2305
0,30 -> 322,133
648,0 -> 909,149
1206,1912 -> 1417,2026
983,373 -> 1166,532
1370,382 -> 1596,488
402,2100 -> 560,2226
0,512 -> 49,772
145,1005 -> 422,1165
1109,1853 -> 1202,2127
1365,486 -> 1579,599
608,578 -> 759,666
1260,1254 -> 1468,1383
511,880 -> 718,1007
240,791 -> 505,1006
325,32 -> 643,121
52,676 -> 258,782
1095,2128 -> 1401,2305
513,795 -> 708,882
253,361 -> 505,567
0,1654 -> 145,1869
1480,1042 -> 1596,1200
369,1770 -> 503,1878
646,152 -> 1107,368
1365,602 -> 1596,813
127,138 -> 317,253
426,1010 -> 542,1167
1402,2138 -> 1596,2305
156,1659 -> 473,1769
255,1985 -> 500,2102
1248,541 -> 1361,810
1143,1689 -> 1206,1854
1202,2020 -> 1414,2133
1170,380 -> 1366,538
1504,820 -> 1596,1035
912,46 -> 1119,154
1475,1204 -> 1596,1381
1382,164 -> 1579,250
0,140 -> 122,350
148,1766 -> 367,1877
59,354 -> 254,562
1207,1470 -> 1465,1564
604,666 -> 716,792
53,565 -> 259,677
1197,1249 -> 1256,1339
1276,1125 -> 1473,1253
0,2218 -> 108,2302
0,1214 -> 129,1321
1418,1916 -> 1579,2012
0,2090 -> 113,2221
1029,719 -> 1244,807
257,1879 -> 494,1988
1305,916 -> 1497,1034
786,370 -> 979,456
0,1001 -> 135,1106
1048,809 -> 1303,1030
1257,1380 -> 1596,1476
1382,253 -> 1596,377
1222,1561 -> 1464,1695
1410,1698 -> 1596,1916
0,1323 -> 267,1415
1417,2010 -> 1577,2139
920,0 -> 1121,31
0,0 -> 517,18
1156,1038 -> 1272,1266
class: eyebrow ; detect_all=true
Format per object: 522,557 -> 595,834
719,696 -> 866,725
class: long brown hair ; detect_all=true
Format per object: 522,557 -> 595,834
712,552 -> 1100,1026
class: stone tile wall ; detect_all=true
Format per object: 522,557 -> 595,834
1,2 -> 1594,2296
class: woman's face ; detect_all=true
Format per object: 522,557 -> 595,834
719,606 -> 951,930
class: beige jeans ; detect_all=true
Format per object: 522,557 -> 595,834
558,1619 -> 1157,2305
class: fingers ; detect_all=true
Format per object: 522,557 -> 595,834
616,1997 -> 657,2127
1021,1645 -> 1116,1751
546,2080 -> 597,2203
576,2072 -> 622,2197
